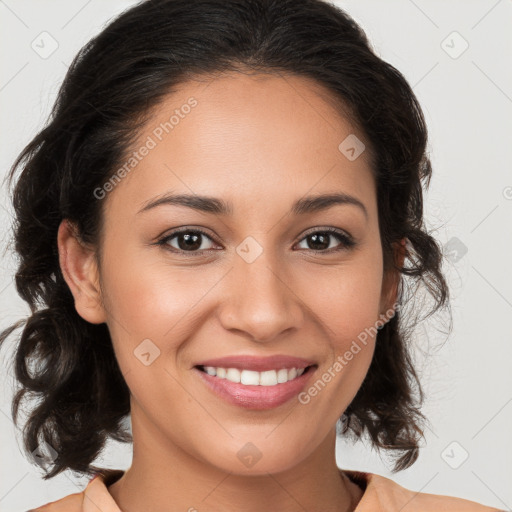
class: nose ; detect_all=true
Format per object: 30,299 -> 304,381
218,247 -> 305,343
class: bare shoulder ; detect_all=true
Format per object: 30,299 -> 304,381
26,489 -> 84,512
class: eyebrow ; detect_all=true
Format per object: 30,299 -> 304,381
137,192 -> 368,220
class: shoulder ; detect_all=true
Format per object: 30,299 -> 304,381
27,469 -> 125,512
369,472 -> 501,511
343,470 -> 503,511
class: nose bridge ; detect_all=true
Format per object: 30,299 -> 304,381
219,234 -> 303,341
239,241 -> 283,295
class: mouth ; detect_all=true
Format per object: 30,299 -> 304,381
195,364 -> 317,385
193,364 -> 318,410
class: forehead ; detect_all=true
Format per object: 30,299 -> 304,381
103,71 -> 376,221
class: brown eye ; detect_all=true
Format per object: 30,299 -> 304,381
157,229 -> 217,254
295,228 -> 355,252
155,226 -> 356,257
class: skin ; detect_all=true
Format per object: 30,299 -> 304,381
58,71 -> 404,512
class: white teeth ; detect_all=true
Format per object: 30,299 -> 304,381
277,368 -> 288,383
225,368 -> 241,383
260,370 -> 278,386
202,366 -> 308,386
241,370 -> 260,385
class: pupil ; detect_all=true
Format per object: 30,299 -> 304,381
179,233 -> 201,251
309,233 -> 329,250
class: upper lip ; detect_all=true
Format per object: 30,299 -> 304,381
195,355 -> 317,372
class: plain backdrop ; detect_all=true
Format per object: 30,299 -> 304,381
1,1 -> 511,511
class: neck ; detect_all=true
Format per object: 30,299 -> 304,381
108,408 -> 363,512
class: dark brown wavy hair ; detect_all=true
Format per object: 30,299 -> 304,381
0,0 -> 451,480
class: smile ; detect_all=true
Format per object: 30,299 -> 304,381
197,365 -> 308,385
194,364 -> 317,409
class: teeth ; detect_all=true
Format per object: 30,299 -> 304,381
277,368 -> 288,383
201,366 -> 307,386
225,368 -> 241,383
241,370 -> 260,385
260,370 -> 277,386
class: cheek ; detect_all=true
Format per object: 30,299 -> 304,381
100,241 -> 204,335
297,252 -> 383,397
300,253 -> 384,344
99,243 -> 232,387
298,272 -> 380,419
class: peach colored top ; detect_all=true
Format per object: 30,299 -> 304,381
29,468 -> 503,511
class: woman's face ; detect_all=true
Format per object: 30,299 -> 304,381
61,71 -> 399,475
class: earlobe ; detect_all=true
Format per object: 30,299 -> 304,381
57,219 -> 107,324
379,238 -> 406,323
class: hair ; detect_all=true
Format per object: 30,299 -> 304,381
0,0 -> 451,480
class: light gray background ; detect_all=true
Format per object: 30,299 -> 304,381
1,1 -> 511,510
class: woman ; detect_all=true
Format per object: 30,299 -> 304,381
0,0 -> 503,510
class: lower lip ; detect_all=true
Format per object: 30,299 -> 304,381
194,366 -> 316,410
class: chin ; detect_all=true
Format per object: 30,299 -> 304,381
200,437 -> 312,477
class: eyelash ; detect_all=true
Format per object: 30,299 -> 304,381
154,226 -> 356,257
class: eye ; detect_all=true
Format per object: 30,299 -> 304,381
155,226 -> 356,257
295,228 -> 356,253
156,228 -> 217,255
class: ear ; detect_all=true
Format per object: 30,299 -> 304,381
379,238 -> 406,321
57,219 -> 107,324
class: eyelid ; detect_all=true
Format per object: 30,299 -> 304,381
298,226 -> 353,242
155,225 -> 356,255
155,226 -> 219,253
295,227 -> 356,252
